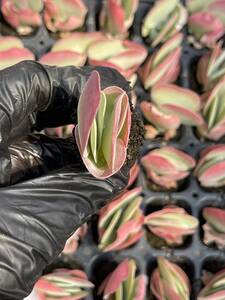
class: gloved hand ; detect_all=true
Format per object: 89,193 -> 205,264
0,60 -> 133,186
0,62 -> 143,299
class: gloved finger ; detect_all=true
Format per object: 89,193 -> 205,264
0,162 -> 128,299
9,134 -> 82,185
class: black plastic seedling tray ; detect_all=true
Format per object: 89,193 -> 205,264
1,0 -> 225,299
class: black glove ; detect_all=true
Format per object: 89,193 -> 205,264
0,61 -> 132,186
0,134 -> 128,299
0,62 -> 143,299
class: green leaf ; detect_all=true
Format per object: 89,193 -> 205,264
90,118 -> 98,164
100,209 -> 122,247
124,260 -> 136,300
97,92 -> 107,151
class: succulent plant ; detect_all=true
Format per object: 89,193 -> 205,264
141,146 -> 196,189
197,42 -> 225,90
98,258 -> 147,300
87,38 -> 147,79
151,83 -> 204,127
139,33 -> 182,90
145,206 -> 198,246
141,0 -> 187,47
198,78 -> 225,141
99,0 -> 139,37
188,11 -> 225,48
0,36 -> 35,70
74,70 -> 131,179
1,0 -> 43,35
44,0 -> 88,33
35,268 -> 94,299
195,145 -> 225,187
202,207 -> 225,249
98,187 -> 144,251
51,31 -> 105,53
150,257 -> 191,300
127,162 -> 140,188
39,50 -> 86,67
44,125 -> 74,138
198,268 -> 225,300
0,45 -> 35,70
140,101 -> 180,140
62,224 -> 88,255
187,0 -> 225,25
0,36 -> 24,51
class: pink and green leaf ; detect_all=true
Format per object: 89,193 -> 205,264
39,50 -> 86,67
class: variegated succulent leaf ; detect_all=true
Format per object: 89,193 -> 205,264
87,38 -> 147,79
44,0 -> 88,32
1,0 -> 43,35
198,268 -> 225,299
195,144 -> 225,187
140,101 -> 180,140
0,47 -> 35,70
39,50 -> 86,67
188,11 -> 225,48
151,83 -> 204,126
140,33 -> 182,89
100,0 -> 139,36
75,70 -> 131,179
142,0 -> 187,47
199,78 -> 225,141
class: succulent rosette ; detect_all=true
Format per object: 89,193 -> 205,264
188,11 -> 225,48
74,70 -> 131,179
197,42 -> 225,90
62,224 -> 88,255
141,0 -> 187,47
202,207 -> 225,249
145,206 -> 198,246
141,146 -> 196,189
199,78 -> 225,140
35,268 -> 94,299
140,101 -> 180,140
1,0 -> 43,35
139,33 -> 182,90
140,83 -> 203,140
0,36 -> 35,70
87,38 -> 147,79
44,0 -> 88,33
151,83 -> 204,127
198,268 -> 225,300
98,187 -> 144,251
195,145 -> 225,187
100,0 -> 139,37
151,257 -> 191,300
187,0 -> 225,25
98,259 -> 147,300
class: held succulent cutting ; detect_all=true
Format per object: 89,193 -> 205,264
74,70 -> 131,179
